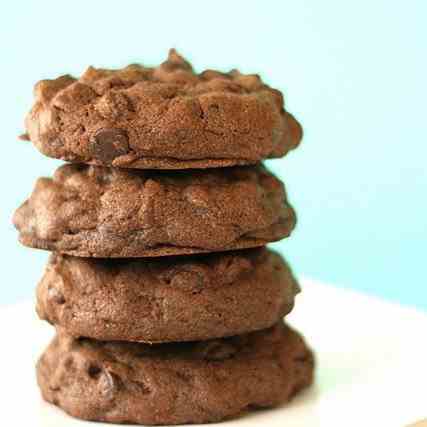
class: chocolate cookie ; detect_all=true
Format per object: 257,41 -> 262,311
37,249 -> 299,343
37,322 -> 314,425
13,164 -> 296,257
24,49 -> 302,169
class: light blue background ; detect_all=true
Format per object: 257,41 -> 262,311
1,1 -> 426,309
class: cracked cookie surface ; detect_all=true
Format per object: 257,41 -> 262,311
37,249 -> 299,342
37,321 -> 314,425
24,49 -> 302,169
13,163 -> 296,257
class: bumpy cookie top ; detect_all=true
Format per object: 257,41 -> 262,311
13,164 -> 296,257
36,249 -> 299,342
42,248 -> 287,294
24,49 -> 302,169
37,322 -> 314,424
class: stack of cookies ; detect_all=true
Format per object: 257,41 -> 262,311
14,50 -> 314,425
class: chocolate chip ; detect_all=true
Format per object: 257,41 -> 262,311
90,128 -> 129,163
87,364 -> 102,379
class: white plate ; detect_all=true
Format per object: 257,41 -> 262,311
1,279 -> 426,427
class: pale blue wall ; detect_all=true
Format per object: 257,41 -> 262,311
1,1 -> 426,309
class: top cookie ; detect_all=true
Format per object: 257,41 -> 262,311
24,49 -> 302,169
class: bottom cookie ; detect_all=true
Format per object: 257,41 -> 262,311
37,322 -> 314,425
